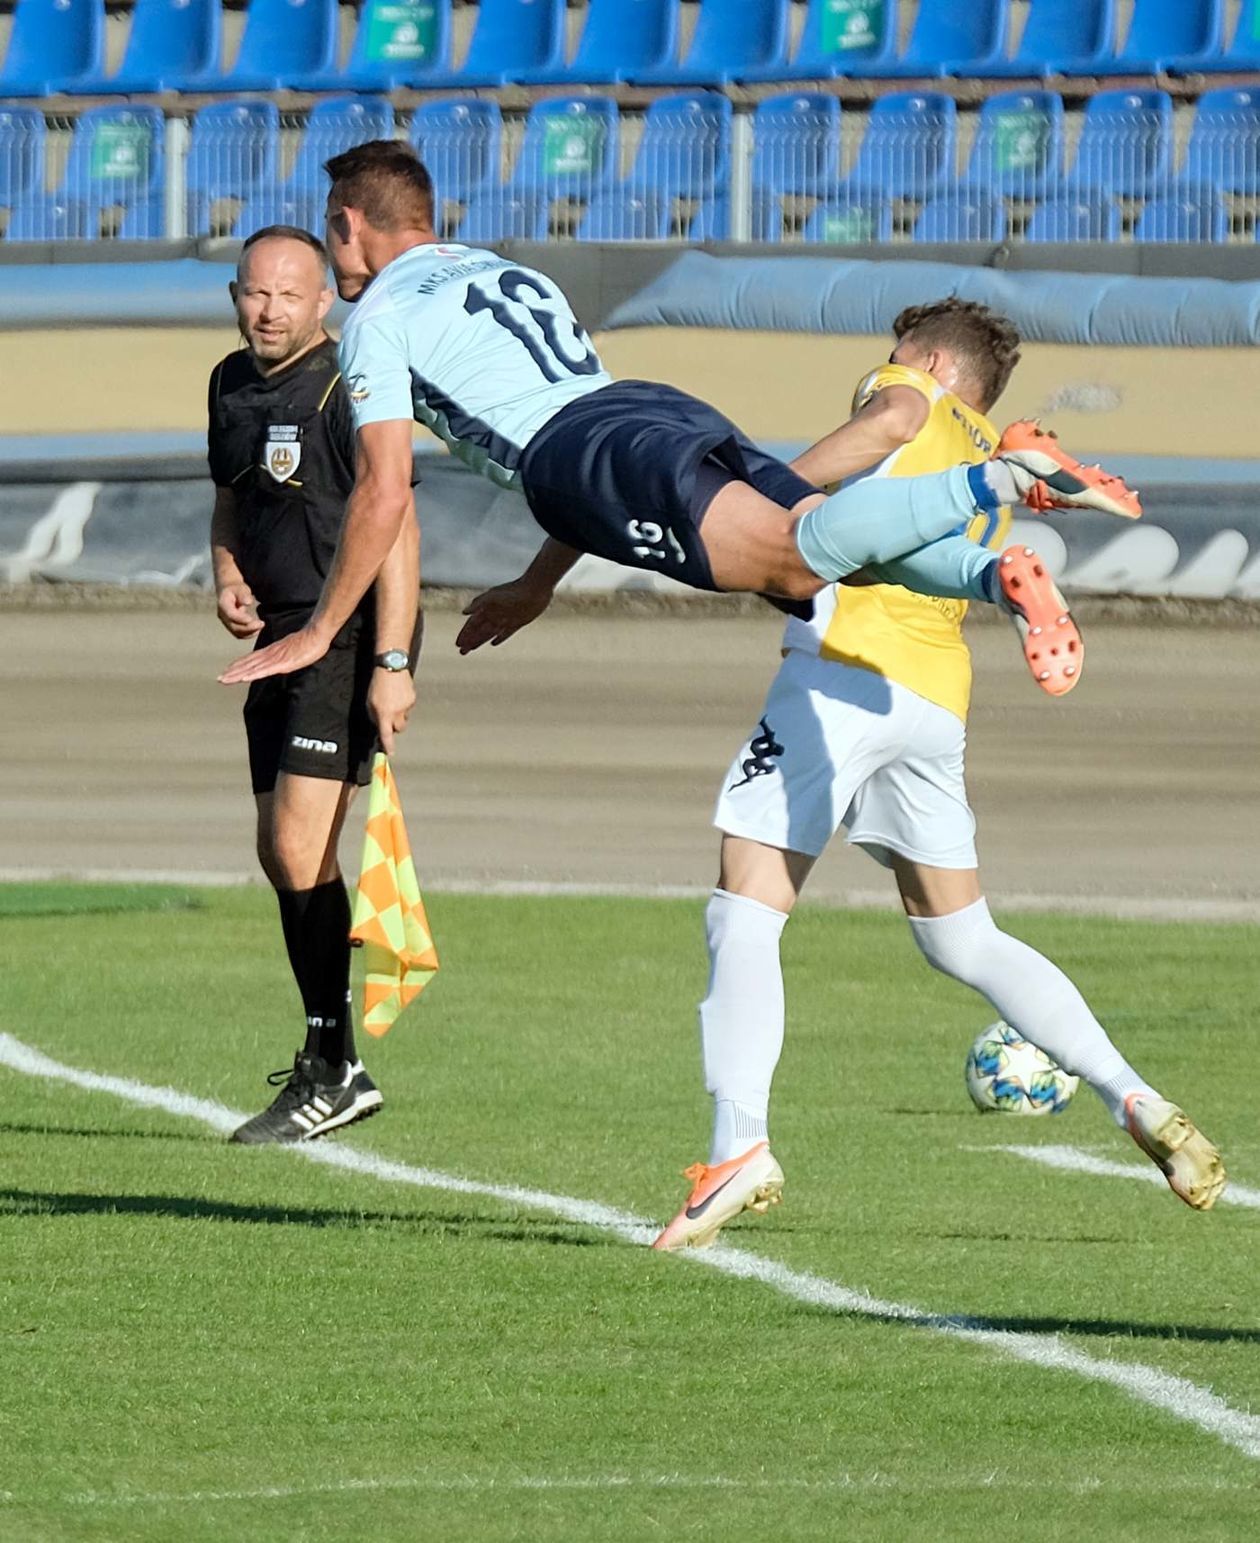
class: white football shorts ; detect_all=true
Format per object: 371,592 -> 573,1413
713,650 -> 978,869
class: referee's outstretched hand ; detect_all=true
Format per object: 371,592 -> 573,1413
456,578 -> 554,654
219,625 -> 330,685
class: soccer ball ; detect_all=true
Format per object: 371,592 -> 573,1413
964,1021 -> 1078,1115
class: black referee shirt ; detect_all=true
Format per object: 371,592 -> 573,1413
207,336 -> 365,633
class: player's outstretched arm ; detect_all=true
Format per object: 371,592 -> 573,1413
791,385 -> 928,490
219,419 -> 416,685
456,537 -> 581,655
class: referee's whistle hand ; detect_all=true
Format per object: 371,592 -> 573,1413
218,626 -> 329,685
216,586 -> 264,640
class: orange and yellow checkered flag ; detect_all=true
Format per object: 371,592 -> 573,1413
349,754 -> 439,1036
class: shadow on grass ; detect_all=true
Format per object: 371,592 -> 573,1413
0,1120 -> 218,1144
0,1187 -> 600,1248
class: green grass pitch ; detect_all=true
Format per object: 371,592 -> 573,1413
0,883 -> 1256,1541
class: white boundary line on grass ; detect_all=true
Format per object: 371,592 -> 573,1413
1,867 -> 1257,922
1,1029 -> 1259,1515
969,1143 -> 1260,1209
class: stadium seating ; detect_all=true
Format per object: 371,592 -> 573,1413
1024,195 -> 1119,242
740,0 -> 898,81
178,0 -> 337,91
67,0 -> 220,95
633,0 -> 789,86
286,96 -> 395,204
6,197 -> 91,240
290,0 -> 452,91
457,190 -> 549,241
233,189 -> 325,242
687,195 -> 729,239
186,100 -> 280,238
0,0 -> 104,96
912,192 -> 1006,241
520,0 -> 678,85
1175,0 -> 1260,71
1082,0 -> 1223,75
802,198 -> 893,243
627,93 -> 731,203
1067,90 -> 1173,200
9,105 -> 164,241
577,189 -> 668,241
962,91 -> 1064,201
410,100 -> 503,208
0,107 -> 46,218
751,94 -> 841,242
1133,187 -> 1228,242
969,0 -> 1114,79
118,197 -> 166,239
509,97 -> 619,203
840,93 -> 957,202
418,0 -> 565,87
862,0 -> 1006,79
1182,88 -> 1260,197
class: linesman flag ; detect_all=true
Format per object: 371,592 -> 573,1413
350,754 -> 439,1036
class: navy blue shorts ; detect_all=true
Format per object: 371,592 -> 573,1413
517,380 -> 818,593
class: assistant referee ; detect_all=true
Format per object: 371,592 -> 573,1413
208,224 -> 420,1144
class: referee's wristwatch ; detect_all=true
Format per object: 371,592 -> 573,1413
374,649 -> 410,672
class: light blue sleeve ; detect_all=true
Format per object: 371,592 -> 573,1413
338,311 -> 415,431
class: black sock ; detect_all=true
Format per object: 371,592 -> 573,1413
275,879 -> 357,1070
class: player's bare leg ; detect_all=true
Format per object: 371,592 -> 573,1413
894,856 -> 1227,1209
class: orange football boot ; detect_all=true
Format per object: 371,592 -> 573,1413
652,1141 -> 784,1252
996,420 -> 1142,520
996,545 -> 1083,697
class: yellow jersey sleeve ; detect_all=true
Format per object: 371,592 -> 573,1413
851,362 -> 938,416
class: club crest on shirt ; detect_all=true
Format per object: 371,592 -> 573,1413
263,425 -> 301,483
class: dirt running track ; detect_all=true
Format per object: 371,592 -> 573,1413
1,607 -> 1256,918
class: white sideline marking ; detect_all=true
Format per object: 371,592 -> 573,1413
973,1143 -> 1260,1210
0,868 -> 1256,922
2,1030 -> 1259,1501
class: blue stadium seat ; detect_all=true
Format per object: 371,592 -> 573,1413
1183,88 -> 1260,196
1024,195 -> 1119,242
418,0 -> 565,87
627,93 -> 731,202
633,0 -> 789,86
752,93 -> 842,197
290,0 -> 452,91
862,0 -> 1006,79
802,198 -> 893,244
0,107 -> 46,212
233,190 -> 325,242
118,198 -> 165,238
6,197 -> 91,240
687,195 -> 729,240
577,190 -> 668,241
970,0 -> 1114,79
64,106 -> 165,231
285,97 -> 396,208
457,191 -> 549,242
186,101 -> 280,237
410,100 -> 502,207
1133,188 -> 1229,242
509,98 -> 619,202
178,0 -> 337,91
841,93 -> 957,202
521,0 -> 677,85
1098,0 -> 1223,75
962,91 -> 1063,201
68,0 -> 220,94
1068,90 -> 1173,199
1173,0 -> 1260,71
912,193 -> 1006,242
741,0 -> 898,81
0,0 -> 103,95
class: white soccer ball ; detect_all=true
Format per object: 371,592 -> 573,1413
964,1021 -> 1079,1115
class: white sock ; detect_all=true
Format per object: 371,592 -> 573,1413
906,897 -> 1156,1126
700,888 -> 789,1164
982,458 -> 1022,506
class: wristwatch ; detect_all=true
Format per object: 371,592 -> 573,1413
374,649 -> 410,672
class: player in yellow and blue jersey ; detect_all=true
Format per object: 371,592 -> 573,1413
653,300 -> 1225,1250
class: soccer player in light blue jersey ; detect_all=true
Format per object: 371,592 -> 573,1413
220,140 -> 1140,692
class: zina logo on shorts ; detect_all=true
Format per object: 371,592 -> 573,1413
291,735 -> 338,754
264,425 -> 302,483
729,718 -> 784,791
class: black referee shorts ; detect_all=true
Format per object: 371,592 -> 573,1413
518,380 -> 818,592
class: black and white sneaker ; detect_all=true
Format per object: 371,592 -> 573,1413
230,1051 -> 384,1145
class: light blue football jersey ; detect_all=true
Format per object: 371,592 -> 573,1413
338,242 -> 613,489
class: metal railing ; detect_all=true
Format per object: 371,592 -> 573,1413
0,100 -> 1257,246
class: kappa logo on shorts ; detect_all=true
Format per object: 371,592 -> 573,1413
291,735 -> 338,754
729,717 -> 784,791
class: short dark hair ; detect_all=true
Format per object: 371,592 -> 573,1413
324,140 -> 434,232
893,298 -> 1021,410
240,223 -> 328,264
